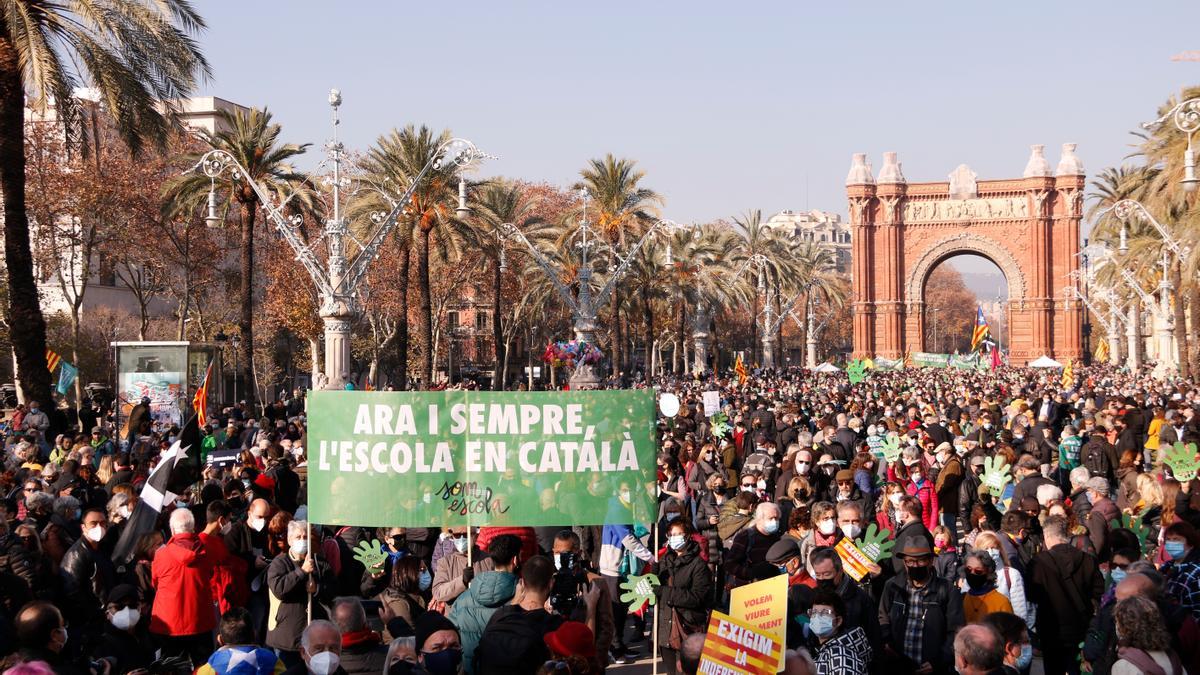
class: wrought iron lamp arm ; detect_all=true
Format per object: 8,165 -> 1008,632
196,149 -> 334,298
593,219 -> 689,311
498,223 -> 580,315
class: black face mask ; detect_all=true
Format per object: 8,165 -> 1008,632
906,564 -> 931,582
391,535 -> 407,551
388,660 -> 416,675
965,572 -> 989,591
816,578 -> 837,592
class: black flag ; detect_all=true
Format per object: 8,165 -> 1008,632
112,414 -> 203,565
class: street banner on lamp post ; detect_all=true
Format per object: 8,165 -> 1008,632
306,390 -> 657,528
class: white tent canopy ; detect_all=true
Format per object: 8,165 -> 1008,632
813,362 -> 842,373
1028,355 -> 1063,368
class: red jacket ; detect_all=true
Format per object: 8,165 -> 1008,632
475,527 -> 539,561
199,531 -> 248,615
906,479 -> 940,532
150,532 -> 215,636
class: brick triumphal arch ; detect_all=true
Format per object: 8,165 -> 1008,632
846,144 -> 1085,365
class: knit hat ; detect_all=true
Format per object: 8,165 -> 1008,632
414,611 -> 458,652
544,621 -> 597,658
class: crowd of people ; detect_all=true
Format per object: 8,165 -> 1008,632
1,362 -> 1200,675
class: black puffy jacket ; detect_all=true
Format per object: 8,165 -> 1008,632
655,538 -> 714,648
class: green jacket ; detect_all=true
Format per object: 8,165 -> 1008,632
447,569 -> 517,674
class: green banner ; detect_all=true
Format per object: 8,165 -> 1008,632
306,390 -> 658,528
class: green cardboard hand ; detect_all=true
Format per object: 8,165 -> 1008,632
1165,442 -> 1200,483
981,456 -> 1012,498
847,360 -> 867,384
710,413 -> 731,439
618,573 -> 660,609
1110,513 -> 1152,553
879,435 -> 902,464
855,524 -> 894,563
352,539 -> 387,571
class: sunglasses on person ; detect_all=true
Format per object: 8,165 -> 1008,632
836,480 -> 854,487
741,482 -> 755,488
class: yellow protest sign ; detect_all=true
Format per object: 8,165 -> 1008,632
836,537 -> 872,581
698,610 -> 785,675
728,573 -> 788,647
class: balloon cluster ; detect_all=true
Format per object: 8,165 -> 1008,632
542,340 -> 604,367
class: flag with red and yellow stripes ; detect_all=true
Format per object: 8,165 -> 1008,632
192,359 -> 213,427
45,349 -> 61,373
733,354 -> 748,385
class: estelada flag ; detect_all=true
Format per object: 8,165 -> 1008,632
1095,338 -> 1110,363
192,359 -> 213,427
734,354 -> 748,385
970,306 -> 990,352
1062,358 -> 1074,390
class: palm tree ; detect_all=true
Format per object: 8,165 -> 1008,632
575,154 -> 662,373
731,209 -> 792,361
0,0 -> 209,405
354,125 -> 466,386
164,108 -> 311,400
467,181 -> 544,389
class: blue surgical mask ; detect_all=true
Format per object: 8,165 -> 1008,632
1166,540 -> 1187,560
290,540 -> 308,558
763,519 -> 779,535
418,569 -> 432,591
452,536 -> 468,554
809,614 -> 835,637
1016,643 -> 1033,669
1110,567 -> 1127,585
667,534 -> 687,550
666,512 -> 680,522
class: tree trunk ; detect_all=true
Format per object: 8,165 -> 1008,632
642,285 -> 653,379
1190,286 -> 1200,377
677,302 -> 687,375
419,228 -> 434,387
500,335 -> 511,390
0,32 -> 52,408
309,337 -> 321,389
611,292 -> 622,378
1173,260 -> 1189,379
395,244 -> 410,389
238,202 -> 256,405
750,291 -> 760,365
491,256 -> 504,390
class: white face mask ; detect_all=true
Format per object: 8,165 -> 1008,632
118,506 -> 132,519
841,523 -> 862,539
818,519 -> 836,536
111,607 -> 140,631
248,516 -> 266,532
85,525 -> 105,543
888,493 -> 903,507
307,650 -> 340,675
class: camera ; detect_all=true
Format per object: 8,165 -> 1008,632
549,551 -> 584,616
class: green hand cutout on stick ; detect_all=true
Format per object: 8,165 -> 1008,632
981,456 -> 1012,498
847,359 -> 867,384
1165,442 -> 1200,482
879,435 -> 902,463
855,524 -> 894,563
618,573 -> 660,609
352,539 -> 387,571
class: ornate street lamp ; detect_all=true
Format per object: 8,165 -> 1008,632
1142,97 -> 1200,193
193,89 -> 490,390
499,189 -> 691,389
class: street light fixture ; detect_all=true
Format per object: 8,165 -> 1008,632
1142,96 -> 1200,193
191,89 -> 490,390
499,189 -> 692,388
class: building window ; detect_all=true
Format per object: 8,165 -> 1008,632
475,311 -> 488,331
447,311 -> 459,329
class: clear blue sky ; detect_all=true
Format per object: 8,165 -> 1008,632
198,1 -> 1197,230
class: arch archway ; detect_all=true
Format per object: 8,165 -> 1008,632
915,250 -> 1010,353
845,147 -> 1085,364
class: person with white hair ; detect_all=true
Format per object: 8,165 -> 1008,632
149,505 -> 215,664
298,619 -> 343,675
1035,483 -> 1064,508
266,519 -> 336,664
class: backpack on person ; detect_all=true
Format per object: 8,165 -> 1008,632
1083,440 -> 1111,478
